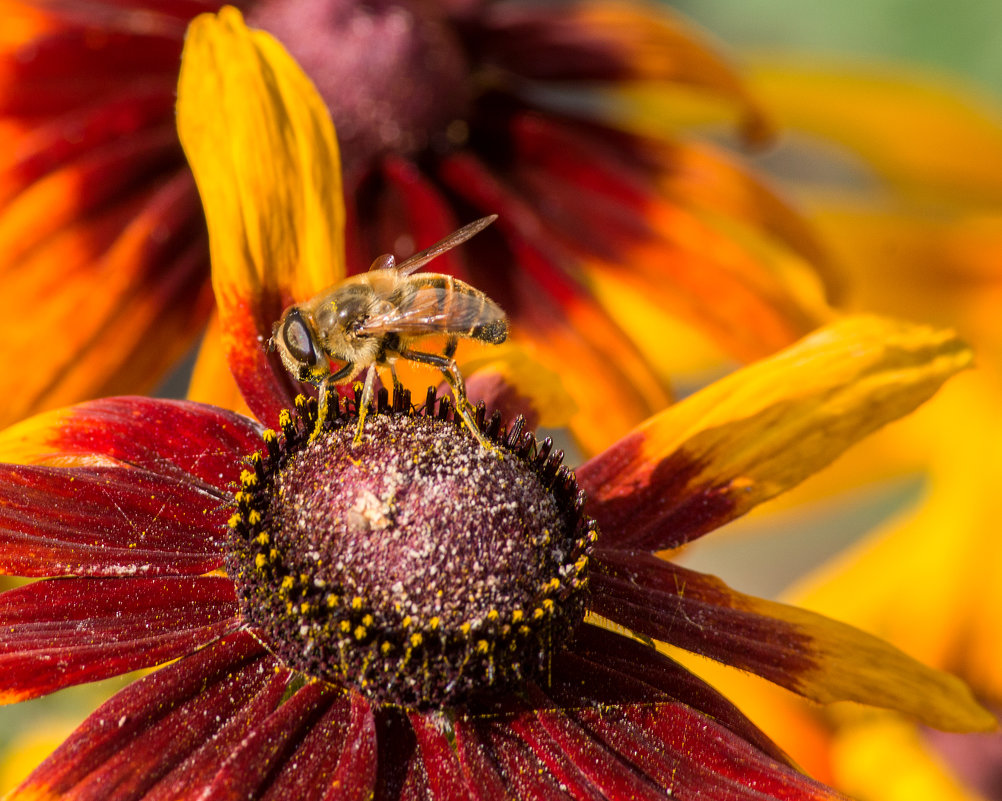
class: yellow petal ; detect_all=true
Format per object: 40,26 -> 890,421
581,316 -> 972,549
792,370 -> 1002,703
177,7 -> 344,420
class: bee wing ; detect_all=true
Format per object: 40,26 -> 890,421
394,215 -> 498,276
355,282 -> 505,337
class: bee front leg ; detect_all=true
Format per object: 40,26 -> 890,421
353,364 -> 378,446
399,348 -> 498,455
311,362 -> 355,442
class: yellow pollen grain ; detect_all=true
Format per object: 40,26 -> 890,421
429,617 -> 441,631
255,532 -> 269,545
476,640 -> 489,654
227,513 -> 242,528
381,642 -> 392,654
279,410 -> 293,428
543,599 -> 555,612
402,616 -> 413,628
511,610 -> 524,623
269,548 -> 279,561
234,491 -> 249,504
460,623 -> 471,636
340,621 -> 351,633
248,510 -> 261,525
281,576 -> 295,592
362,614 -> 374,627
351,596 -> 363,610
262,429 -> 277,442
575,556 -> 588,572
544,578 -> 561,593
240,470 -> 257,488
326,594 -> 339,608
410,633 -> 423,647
285,601 -> 294,614
299,573 -> 309,585
300,602 -> 311,614
487,610 -> 500,622
255,554 -> 267,569
532,608 -> 544,620
354,626 -> 367,641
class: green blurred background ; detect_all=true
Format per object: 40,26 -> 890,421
672,0 -> 1002,92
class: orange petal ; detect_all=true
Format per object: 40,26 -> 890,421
177,7 -> 344,426
579,316 -> 972,550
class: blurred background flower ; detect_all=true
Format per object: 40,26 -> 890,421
0,0 -> 835,454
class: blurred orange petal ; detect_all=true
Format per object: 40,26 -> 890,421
751,59 -> 1002,207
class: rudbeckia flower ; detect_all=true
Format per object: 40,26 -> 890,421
0,11 -> 993,799
0,0 -> 833,450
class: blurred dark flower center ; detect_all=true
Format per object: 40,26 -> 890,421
226,396 -> 595,709
247,0 -> 473,182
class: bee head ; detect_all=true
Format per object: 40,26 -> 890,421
274,306 -> 324,383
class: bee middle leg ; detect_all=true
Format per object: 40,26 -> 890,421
353,364 -> 378,445
400,347 -> 497,454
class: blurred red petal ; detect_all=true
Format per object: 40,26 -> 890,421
0,464 -> 227,577
0,575 -> 239,703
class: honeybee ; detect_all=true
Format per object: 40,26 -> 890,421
271,215 -> 508,448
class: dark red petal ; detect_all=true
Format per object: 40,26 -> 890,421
0,463 -> 228,577
452,719 -> 511,801
320,692 -> 378,801
15,631 -> 273,799
408,711 -> 478,801
9,396 -> 263,492
577,429 -> 737,551
515,698 -> 666,801
0,576 -> 239,702
553,624 -> 791,766
591,549 -> 815,686
260,694 -> 353,801
145,670 -> 291,801
575,703 -> 842,800
202,681 -> 340,801
374,709 -> 427,801
465,719 -> 577,801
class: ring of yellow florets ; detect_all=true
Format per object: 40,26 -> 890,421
225,387 -> 597,710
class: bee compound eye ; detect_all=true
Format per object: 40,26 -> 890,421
282,310 -> 319,367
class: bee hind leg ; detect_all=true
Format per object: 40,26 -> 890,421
400,348 -> 499,455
